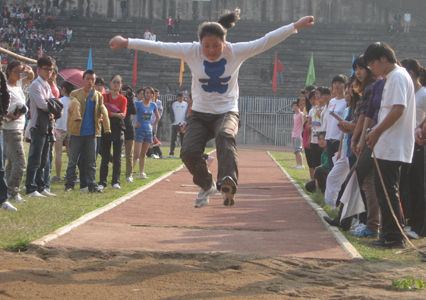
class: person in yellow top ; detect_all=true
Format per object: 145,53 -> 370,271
64,69 -> 110,193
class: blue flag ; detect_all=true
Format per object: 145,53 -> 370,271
87,46 -> 92,70
351,54 -> 355,75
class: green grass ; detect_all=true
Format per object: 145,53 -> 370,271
270,150 -> 425,264
0,146 -> 215,252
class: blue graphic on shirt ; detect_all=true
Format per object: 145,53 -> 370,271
199,58 -> 231,94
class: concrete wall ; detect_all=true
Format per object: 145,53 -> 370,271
18,0 -> 425,25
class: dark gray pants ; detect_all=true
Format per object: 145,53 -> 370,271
181,111 -> 239,191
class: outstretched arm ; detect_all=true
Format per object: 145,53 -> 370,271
233,16 -> 314,60
294,16 -> 314,30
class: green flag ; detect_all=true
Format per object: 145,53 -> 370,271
306,53 -> 315,86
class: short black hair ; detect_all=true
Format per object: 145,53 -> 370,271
363,42 -> 397,65
61,81 -> 75,95
317,131 -> 326,139
37,55 -> 55,68
83,69 -> 95,79
332,74 -> 347,85
321,87 -> 332,96
305,85 -> 316,92
95,77 -> 105,86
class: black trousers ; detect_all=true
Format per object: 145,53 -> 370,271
400,143 -> 426,236
99,137 -> 123,187
374,158 -> 403,241
170,125 -> 184,156
181,111 -> 239,191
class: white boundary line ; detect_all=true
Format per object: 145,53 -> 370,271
267,151 -> 363,261
30,165 -> 185,248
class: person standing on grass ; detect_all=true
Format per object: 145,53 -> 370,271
3,61 -> 33,208
364,42 -> 415,249
167,92 -> 188,158
325,75 -> 347,169
25,56 -> 58,198
52,81 -> 75,182
132,86 -> 160,179
65,70 -> 110,193
109,9 -> 314,208
98,75 -> 127,190
292,100 -> 304,169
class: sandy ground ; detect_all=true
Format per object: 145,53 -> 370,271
0,248 -> 424,300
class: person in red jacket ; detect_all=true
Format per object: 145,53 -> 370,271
166,15 -> 174,36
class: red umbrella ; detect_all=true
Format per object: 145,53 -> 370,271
58,69 -> 84,88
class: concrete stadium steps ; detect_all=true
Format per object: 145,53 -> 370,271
51,18 -> 426,96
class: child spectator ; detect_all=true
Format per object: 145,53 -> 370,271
52,81 -> 75,182
305,132 -> 329,193
292,100 -> 304,169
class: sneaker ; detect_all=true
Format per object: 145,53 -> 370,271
194,181 -> 216,208
369,238 -> 406,249
2,201 -> 17,211
11,194 -> 26,203
112,183 -> 121,189
352,228 -> 379,238
221,176 -> 237,207
404,226 -> 420,240
138,172 -> 148,179
41,190 -> 57,197
206,156 -> 215,167
126,176 -> 134,183
27,191 -> 47,198
79,187 -> 89,191
51,176 -> 61,182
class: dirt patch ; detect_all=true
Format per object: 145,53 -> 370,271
0,248 -> 424,299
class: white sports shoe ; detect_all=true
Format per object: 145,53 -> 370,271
12,194 -> 26,203
28,191 -> 47,198
194,181 -> 216,208
112,183 -> 121,189
2,201 -> 17,211
41,190 -> 57,197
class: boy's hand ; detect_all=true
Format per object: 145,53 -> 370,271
366,129 -> 379,149
294,16 -> 314,30
109,36 -> 128,50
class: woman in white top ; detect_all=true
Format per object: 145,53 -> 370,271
3,60 -> 34,206
110,9 -> 314,208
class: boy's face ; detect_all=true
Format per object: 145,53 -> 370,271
318,135 -> 326,149
367,57 -> 387,77
332,81 -> 345,95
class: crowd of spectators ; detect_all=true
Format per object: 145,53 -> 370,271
0,3 -> 73,63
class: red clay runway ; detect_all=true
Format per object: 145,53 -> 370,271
43,150 -> 351,260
